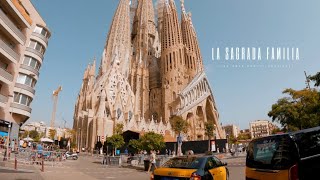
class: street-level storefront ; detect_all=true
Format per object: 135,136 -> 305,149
0,119 -> 10,137
0,119 -> 19,140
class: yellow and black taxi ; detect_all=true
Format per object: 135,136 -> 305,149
151,155 -> 229,180
246,126 -> 320,180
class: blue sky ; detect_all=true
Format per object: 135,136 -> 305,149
29,0 -> 320,129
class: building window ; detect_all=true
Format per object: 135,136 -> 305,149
34,25 -> 49,38
0,60 -> 8,70
23,56 -> 41,71
13,92 -> 32,106
29,40 -> 46,54
16,73 -> 37,87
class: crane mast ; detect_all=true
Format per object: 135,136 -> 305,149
51,86 -> 62,128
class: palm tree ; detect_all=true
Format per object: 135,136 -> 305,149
170,115 -> 189,156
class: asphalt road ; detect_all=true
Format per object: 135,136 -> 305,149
40,156 -> 150,180
44,154 -> 246,180
0,154 -> 246,180
223,156 -> 246,180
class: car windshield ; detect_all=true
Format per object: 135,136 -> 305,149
162,156 -> 205,169
246,135 -> 298,170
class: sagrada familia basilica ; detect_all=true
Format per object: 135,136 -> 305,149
73,0 -> 225,151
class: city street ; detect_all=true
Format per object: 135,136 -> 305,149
223,156 -> 246,180
40,155 -> 149,180
0,152 -> 246,180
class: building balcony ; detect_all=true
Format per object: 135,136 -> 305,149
25,47 -> 43,60
0,8 -> 26,44
0,67 -> 14,84
0,39 -> 19,63
26,47 -> 43,62
31,32 -> 48,46
10,102 -> 31,117
10,0 -> 32,26
15,83 -> 35,94
20,64 -> 39,76
0,93 -> 8,106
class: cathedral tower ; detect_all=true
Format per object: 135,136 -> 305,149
161,0 -> 187,122
180,0 -> 203,80
130,0 -> 161,121
98,0 -> 131,78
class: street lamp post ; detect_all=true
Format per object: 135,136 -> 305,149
78,128 -> 81,152
5,123 -> 12,161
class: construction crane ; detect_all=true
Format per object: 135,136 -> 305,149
50,86 -> 62,128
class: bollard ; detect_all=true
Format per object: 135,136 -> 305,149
14,156 -> 17,170
41,157 -> 44,172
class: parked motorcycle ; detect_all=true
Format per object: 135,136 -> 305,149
65,151 -> 78,160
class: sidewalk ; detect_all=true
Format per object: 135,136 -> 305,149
0,159 -> 43,180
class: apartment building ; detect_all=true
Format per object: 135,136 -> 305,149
223,124 -> 240,138
250,120 -> 277,139
0,0 -> 50,140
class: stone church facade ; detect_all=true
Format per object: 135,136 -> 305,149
73,0 -> 225,152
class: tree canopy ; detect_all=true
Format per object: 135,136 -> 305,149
204,121 -> 215,140
107,134 -> 125,149
29,130 -> 39,139
114,123 -> 124,135
169,115 -> 189,136
49,129 -> 57,140
310,72 -> 320,87
129,132 -> 165,152
268,88 -> 320,131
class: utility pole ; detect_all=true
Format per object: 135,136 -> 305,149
304,71 -> 311,89
51,86 -> 62,128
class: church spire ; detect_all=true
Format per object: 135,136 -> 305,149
160,0 -> 187,123
130,0 -> 159,121
180,0 -> 203,78
102,0 -> 131,75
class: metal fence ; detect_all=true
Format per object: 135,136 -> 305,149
119,154 -> 172,167
16,148 -> 66,167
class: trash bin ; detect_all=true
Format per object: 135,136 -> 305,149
144,160 -> 150,171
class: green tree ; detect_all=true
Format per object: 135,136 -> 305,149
49,129 -> 56,140
310,72 -> 320,87
128,139 -> 143,152
114,123 -> 124,135
170,115 -> 189,137
129,132 -> 165,153
139,132 -> 165,152
20,130 -> 29,139
271,128 -> 282,135
107,134 -> 125,156
268,88 -> 320,131
170,115 -> 189,155
29,130 -> 39,139
237,133 -> 251,140
204,121 -> 216,151
229,135 -> 237,144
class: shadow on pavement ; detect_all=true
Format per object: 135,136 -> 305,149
0,169 -> 34,174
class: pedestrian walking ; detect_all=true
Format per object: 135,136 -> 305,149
147,150 -> 157,173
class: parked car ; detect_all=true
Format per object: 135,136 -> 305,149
151,154 -> 229,180
246,126 -> 320,180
